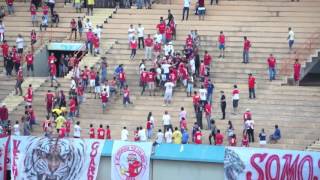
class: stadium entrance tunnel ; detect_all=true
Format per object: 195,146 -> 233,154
299,53 -> 320,86
27,42 -> 86,77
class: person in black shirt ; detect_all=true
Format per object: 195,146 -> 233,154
51,11 -> 60,27
194,50 -> 200,77
167,9 -> 173,24
220,91 -> 226,120
5,52 -> 14,76
77,17 -> 83,40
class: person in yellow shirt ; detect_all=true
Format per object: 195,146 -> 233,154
87,0 -> 95,16
55,114 -> 66,133
172,127 -> 182,144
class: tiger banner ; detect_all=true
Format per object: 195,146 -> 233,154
0,135 -> 9,180
10,136 -> 105,180
111,141 -> 152,180
224,147 -> 320,180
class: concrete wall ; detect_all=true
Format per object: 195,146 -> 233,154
96,157 -> 224,180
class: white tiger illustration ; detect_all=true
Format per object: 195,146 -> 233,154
23,137 -> 85,180
224,148 -> 245,180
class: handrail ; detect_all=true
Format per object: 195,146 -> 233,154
279,29 -> 320,77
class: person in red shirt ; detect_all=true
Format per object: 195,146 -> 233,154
65,119 -> 71,137
293,58 -> 301,85
50,63 -> 60,87
165,24 -> 172,43
45,90 -> 54,116
1,40 -> 9,60
134,127 -> 139,141
199,60 -> 205,79
25,84 -> 33,105
204,103 -> 211,130
30,4 -> 37,27
192,91 -> 200,113
119,71 -> 126,92
242,134 -> 249,147
248,73 -> 256,99
59,125 -> 66,138
30,29 -> 37,52
89,124 -> 95,138
48,52 -> 56,69
68,97 -> 76,121
140,69 -> 148,96
70,18 -> 77,40
86,28 -> 94,54
153,42 -> 161,58
25,51 -> 34,76
203,50 -> 212,67
6,0 -> 14,15
130,37 -> 137,60
229,134 -> 237,146
215,129 -> 224,145
42,4 -> 49,19
147,70 -> 156,96
123,85 -> 132,106
93,33 -> 100,56
156,20 -> 166,43
144,34 -> 154,61
243,36 -> 251,64
1,40 -> 10,75
97,124 -> 105,139
106,125 -> 111,140
101,88 -> 108,113
267,53 -> 276,81
218,31 -> 225,58
194,129 -> 202,144
243,108 -> 252,122
15,66 -> 23,96
185,35 -> 193,49
14,54 -> 21,73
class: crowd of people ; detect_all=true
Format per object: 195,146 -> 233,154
0,0 -> 302,147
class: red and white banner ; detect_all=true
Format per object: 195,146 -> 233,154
224,147 -> 320,180
111,141 -> 152,180
10,136 -> 104,180
0,136 -> 9,180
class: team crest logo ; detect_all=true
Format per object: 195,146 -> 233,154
114,145 -> 147,180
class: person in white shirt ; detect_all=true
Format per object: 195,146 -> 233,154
179,107 -> 187,121
121,126 -> 129,141
94,25 -> 102,39
199,85 -> 207,105
155,129 -> 164,144
16,34 -> 24,54
162,110 -> 172,133
13,121 -> 20,136
165,128 -> 173,143
0,20 -> 5,42
182,0 -> 191,21
164,41 -> 174,56
288,27 -> 295,51
232,84 -> 240,114
128,24 -> 136,46
164,81 -> 174,106
137,23 -> 144,49
138,126 -> 147,141
73,121 -> 81,138
70,77 -> 77,91
245,118 -> 255,143
154,31 -> 162,44
84,18 -> 92,32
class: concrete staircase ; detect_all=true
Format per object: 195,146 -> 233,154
5,0 -> 320,151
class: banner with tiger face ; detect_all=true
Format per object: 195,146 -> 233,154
10,136 -> 104,180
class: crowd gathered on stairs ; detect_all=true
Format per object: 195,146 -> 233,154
1,0 -> 306,148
